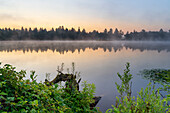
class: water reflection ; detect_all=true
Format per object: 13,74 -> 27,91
0,41 -> 170,53
0,41 -> 170,112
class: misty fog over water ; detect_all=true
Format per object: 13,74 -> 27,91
0,41 -> 170,53
0,41 -> 170,112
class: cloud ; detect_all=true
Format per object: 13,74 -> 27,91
0,14 -> 17,20
0,13 -> 35,24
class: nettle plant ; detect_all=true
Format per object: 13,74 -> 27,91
0,63 -> 97,113
106,63 -> 169,113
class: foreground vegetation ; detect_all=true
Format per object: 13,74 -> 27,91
0,63 -> 97,113
106,63 -> 169,113
0,62 -> 169,112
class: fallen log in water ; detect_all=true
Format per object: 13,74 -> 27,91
45,71 -> 101,109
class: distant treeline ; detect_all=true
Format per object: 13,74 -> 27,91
0,26 -> 170,41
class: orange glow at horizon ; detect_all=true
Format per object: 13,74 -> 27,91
0,19 -> 162,33
1,21 -> 166,33
0,24 -> 154,33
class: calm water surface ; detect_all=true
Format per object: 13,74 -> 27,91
0,41 -> 170,112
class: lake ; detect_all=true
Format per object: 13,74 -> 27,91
0,41 -> 170,112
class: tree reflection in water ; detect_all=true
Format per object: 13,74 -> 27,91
0,41 -> 170,54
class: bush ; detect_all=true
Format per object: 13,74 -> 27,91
106,63 -> 169,113
0,63 -> 97,113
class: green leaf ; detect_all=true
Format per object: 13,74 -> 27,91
30,100 -> 38,106
0,96 -> 5,99
0,92 -> 8,96
7,97 -> 15,101
55,83 -> 58,88
30,109 -> 36,113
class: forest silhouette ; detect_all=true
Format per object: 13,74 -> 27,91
0,26 -> 170,41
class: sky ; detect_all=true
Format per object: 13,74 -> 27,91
0,0 -> 170,32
